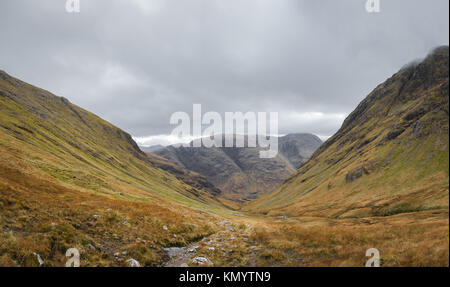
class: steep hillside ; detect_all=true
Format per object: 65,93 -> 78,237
0,70 -> 223,205
146,152 -> 221,196
154,134 -> 322,201
247,46 -> 449,218
0,70 -> 227,266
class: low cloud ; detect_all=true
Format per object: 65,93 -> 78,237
134,134 -> 197,147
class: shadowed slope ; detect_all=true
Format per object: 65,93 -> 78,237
154,134 -> 322,201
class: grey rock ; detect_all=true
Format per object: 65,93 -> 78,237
126,259 -> 141,267
192,257 -> 213,266
163,247 -> 187,257
32,252 -> 44,267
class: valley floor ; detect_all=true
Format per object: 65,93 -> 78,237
0,152 -> 448,267
161,210 -> 449,267
1,178 -> 448,267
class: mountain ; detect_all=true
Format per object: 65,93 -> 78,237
0,70 -> 227,266
146,152 -> 221,196
153,134 -> 322,201
246,46 -> 449,218
278,133 -> 324,168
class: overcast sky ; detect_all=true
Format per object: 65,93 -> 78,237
0,0 -> 448,146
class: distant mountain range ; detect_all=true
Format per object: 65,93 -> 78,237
247,46 -> 449,218
151,134 -> 322,201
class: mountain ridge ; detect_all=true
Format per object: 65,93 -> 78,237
153,133 -> 322,201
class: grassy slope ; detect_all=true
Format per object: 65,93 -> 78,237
235,47 -> 449,267
0,70 -> 230,266
246,46 -> 449,219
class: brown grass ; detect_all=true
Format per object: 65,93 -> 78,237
0,158 -> 220,267
247,211 -> 449,267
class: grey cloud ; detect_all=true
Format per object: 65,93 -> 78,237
0,0 -> 448,142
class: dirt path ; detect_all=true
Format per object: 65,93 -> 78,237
162,220 -> 260,267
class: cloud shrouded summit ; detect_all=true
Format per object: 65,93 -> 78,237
0,0 -> 448,146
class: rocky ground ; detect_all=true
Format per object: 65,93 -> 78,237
162,220 -> 260,267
